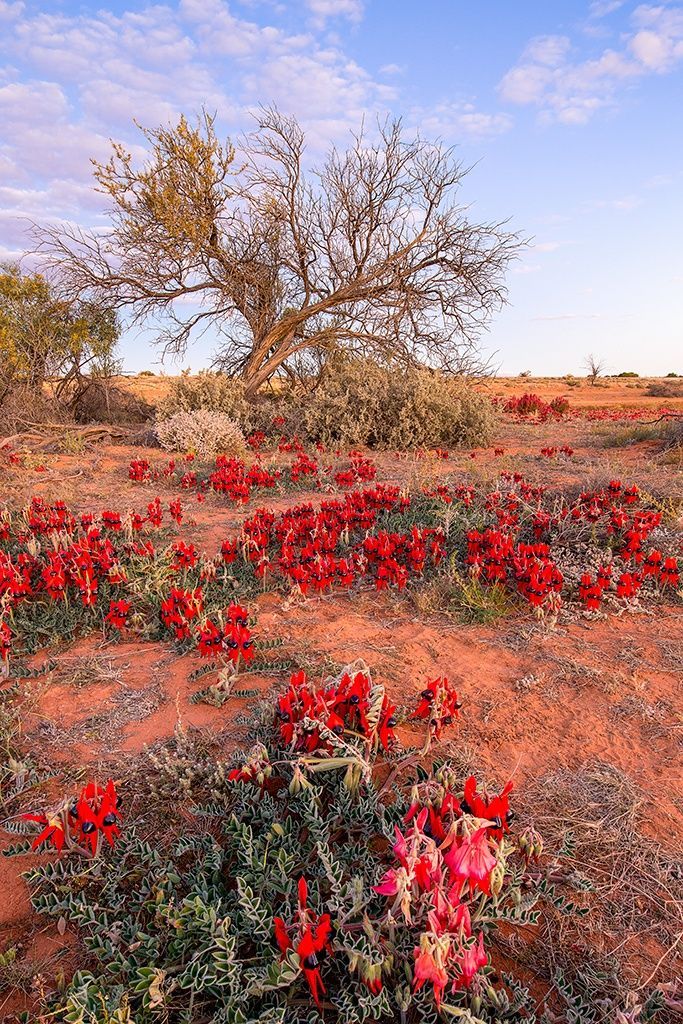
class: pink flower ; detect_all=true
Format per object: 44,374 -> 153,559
453,932 -> 488,989
444,827 -> 497,897
413,942 -> 449,1008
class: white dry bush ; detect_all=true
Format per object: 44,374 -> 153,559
155,409 -> 246,461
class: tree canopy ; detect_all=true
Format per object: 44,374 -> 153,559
0,264 -> 119,406
38,109 -> 522,396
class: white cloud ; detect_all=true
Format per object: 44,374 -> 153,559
629,4 -> 683,71
0,0 -> 400,256
523,35 -> 572,67
499,4 -> 683,124
512,262 -> 542,275
412,101 -> 512,140
0,0 -> 23,20
304,0 -> 364,25
589,194 -> 642,211
589,1 -> 625,17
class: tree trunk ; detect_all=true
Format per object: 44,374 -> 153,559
241,323 -> 299,399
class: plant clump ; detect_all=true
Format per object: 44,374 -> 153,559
20,662 -> 555,1024
299,358 -> 497,449
155,408 -> 247,460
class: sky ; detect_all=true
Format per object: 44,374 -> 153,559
1,0 -> 682,376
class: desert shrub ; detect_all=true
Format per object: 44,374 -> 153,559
156,408 -> 246,459
0,384 -> 72,434
72,380 -> 153,425
299,359 -> 496,448
665,372 -> 679,378
617,371 -> 639,377
157,370 -> 293,436
138,369 -> 156,376
158,370 -> 254,422
660,416 -> 683,451
645,380 -> 682,398
600,423 -> 663,448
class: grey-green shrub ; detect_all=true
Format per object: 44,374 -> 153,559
298,358 -> 497,448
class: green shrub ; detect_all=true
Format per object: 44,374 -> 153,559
616,371 -> 639,378
157,371 -> 294,436
299,359 -> 496,449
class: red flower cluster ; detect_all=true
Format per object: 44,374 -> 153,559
362,527 -> 444,591
24,780 -> 121,856
196,603 -> 255,666
276,668 -> 397,753
540,445 -> 574,458
503,393 -> 569,420
333,451 -> 377,488
105,599 -> 132,631
274,877 -> 332,1005
238,484 -> 412,593
208,456 -> 279,503
289,452 -> 319,484
466,529 -> 563,610
579,553 -> 680,609
160,586 -> 204,640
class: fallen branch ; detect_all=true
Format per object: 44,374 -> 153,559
635,412 -> 683,425
1,424 -> 130,451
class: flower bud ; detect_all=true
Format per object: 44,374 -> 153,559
490,860 -> 505,897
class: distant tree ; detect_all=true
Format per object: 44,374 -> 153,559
37,109 -> 523,398
0,263 -> 120,407
584,353 -> 606,386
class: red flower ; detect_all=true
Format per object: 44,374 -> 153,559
73,779 -> 121,855
453,932 -> 488,989
660,557 -> 680,588
197,620 -> 223,658
22,812 -> 66,852
169,498 -> 183,525
101,510 -> 122,531
411,677 -> 461,742
105,599 -> 131,631
172,540 -> 198,570
226,623 -> 255,664
444,826 -> 497,897
413,938 -> 449,1008
461,776 -> 514,836
0,621 -> 12,661
273,877 -> 332,1006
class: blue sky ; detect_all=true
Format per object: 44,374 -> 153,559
1,0 -> 682,375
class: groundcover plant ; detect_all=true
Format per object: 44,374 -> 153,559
13,661 -> 571,1024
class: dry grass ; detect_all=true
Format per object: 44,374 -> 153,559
515,761 -> 683,1017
